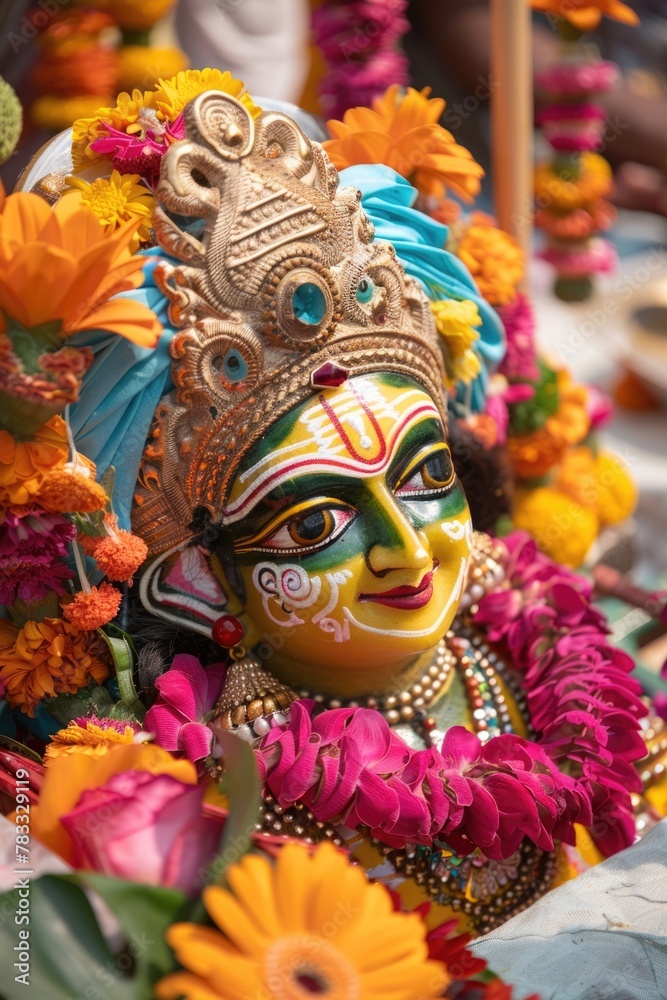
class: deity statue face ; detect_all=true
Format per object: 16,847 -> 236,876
224,372 -> 472,690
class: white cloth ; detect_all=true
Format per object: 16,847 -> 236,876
175,0 -> 309,103
471,820 -> 667,1000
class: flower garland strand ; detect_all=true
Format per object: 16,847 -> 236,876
255,532 -> 646,859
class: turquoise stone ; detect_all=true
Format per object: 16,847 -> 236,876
356,276 -> 375,303
292,283 -> 327,325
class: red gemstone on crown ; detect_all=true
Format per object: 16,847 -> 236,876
212,614 -> 245,648
311,362 -> 350,389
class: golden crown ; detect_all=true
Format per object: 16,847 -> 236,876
132,90 -> 447,558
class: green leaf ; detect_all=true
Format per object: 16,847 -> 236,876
44,682 -> 116,726
0,876 -> 129,1000
64,873 -> 188,991
8,592 -> 61,627
98,630 -> 145,721
208,730 -> 261,887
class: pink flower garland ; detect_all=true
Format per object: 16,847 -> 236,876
312,0 -> 410,119
474,532 -> 647,856
256,532 -> 646,860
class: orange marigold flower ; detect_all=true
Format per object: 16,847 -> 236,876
0,415 -> 68,506
324,84 -> 484,201
94,529 -> 148,581
457,218 -> 524,307
0,617 -> 110,716
534,153 -> 612,213
508,370 -> 591,478
61,582 -> 122,630
531,0 -> 639,32
44,716 -> 138,764
36,468 -> 108,514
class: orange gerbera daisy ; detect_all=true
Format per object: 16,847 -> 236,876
324,85 -> 484,201
0,617 -> 111,717
155,842 -> 449,1000
0,183 -> 160,347
531,0 -> 639,31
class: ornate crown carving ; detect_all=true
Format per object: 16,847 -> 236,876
132,90 -> 447,557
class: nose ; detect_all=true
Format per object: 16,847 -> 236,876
366,492 -> 431,578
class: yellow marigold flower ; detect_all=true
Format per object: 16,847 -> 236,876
36,467 -> 108,514
44,717 -> 138,764
62,582 -> 122,630
554,446 -> 599,509
531,0 -> 639,31
31,94 -> 115,133
63,171 -> 154,250
117,45 -> 189,93
324,84 -> 484,200
155,841 -> 449,1000
71,89 -> 157,171
154,69 -> 262,122
0,617 -> 111,717
430,299 -> 482,385
535,153 -> 612,213
0,416 -> 67,506
0,184 -> 161,346
594,451 -> 637,525
513,486 -> 599,568
457,218 -> 524,307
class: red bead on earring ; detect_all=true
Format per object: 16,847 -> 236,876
212,614 -> 245,648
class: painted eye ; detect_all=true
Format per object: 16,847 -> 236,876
292,282 -> 327,326
356,276 -> 375,304
258,507 -> 355,552
396,449 -> 455,497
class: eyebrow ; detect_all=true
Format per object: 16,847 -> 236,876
222,407 -> 445,526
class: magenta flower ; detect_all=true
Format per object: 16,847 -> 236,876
144,654 -> 225,762
497,293 -> 539,383
586,384 -> 614,431
257,703 -> 590,858
90,113 -> 185,188
61,770 -> 223,895
0,506 -> 74,605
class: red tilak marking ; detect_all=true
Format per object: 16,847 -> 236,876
318,384 -> 387,466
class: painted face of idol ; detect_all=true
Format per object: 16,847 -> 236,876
223,373 -> 472,690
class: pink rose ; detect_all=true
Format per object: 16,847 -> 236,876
60,770 -> 222,895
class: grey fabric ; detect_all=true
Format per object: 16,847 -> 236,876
471,820 -> 667,1000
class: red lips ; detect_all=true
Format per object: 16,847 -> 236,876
360,569 -> 435,610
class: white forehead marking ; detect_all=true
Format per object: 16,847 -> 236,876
237,383 -> 424,485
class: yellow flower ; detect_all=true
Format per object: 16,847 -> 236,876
44,718 -> 137,763
531,0 -> 639,31
0,185 -> 161,346
457,217 -> 523,307
153,69 -> 262,122
324,85 -> 484,200
71,89 -> 157,171
430,299 -> 482,385
155,842 -> 449,1000
0,618 -> 111,717
117,46 -> 189,93
31,95 -> 115,132
594,451 -> 637,525
513,486 -> 598,567
535,153 -> 612,213
63,171 -> 154,250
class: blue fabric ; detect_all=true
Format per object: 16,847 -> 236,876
339,165 -> 506,410
69,247 -> 177,529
